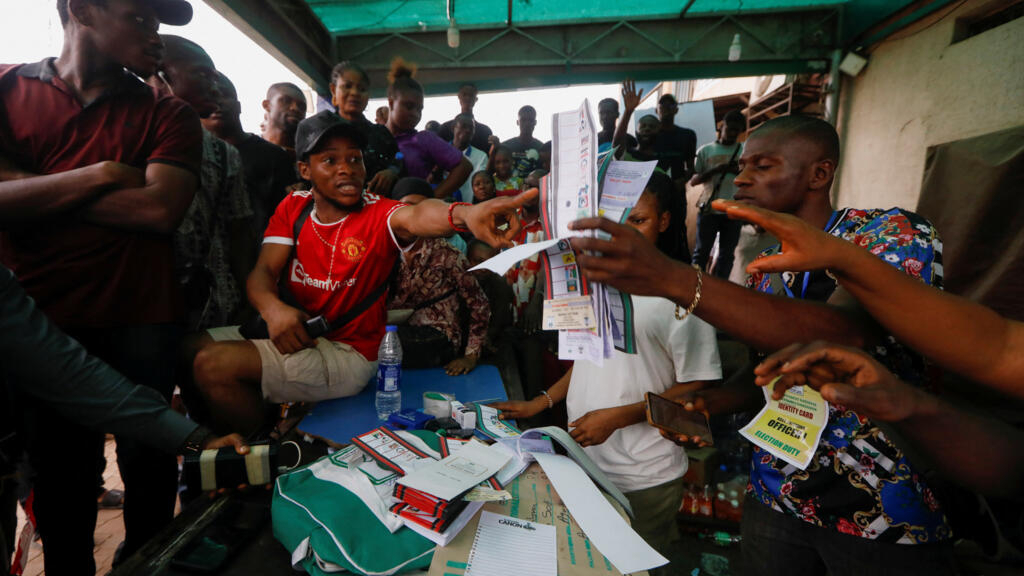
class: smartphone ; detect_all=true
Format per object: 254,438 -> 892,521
645,392 -> 713,445
305,315 -> 330,338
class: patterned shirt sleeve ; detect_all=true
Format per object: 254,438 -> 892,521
747,207 -> 953,547
834,208 -> 942,288
223,143 -> 253,221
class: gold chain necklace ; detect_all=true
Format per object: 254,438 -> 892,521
309,202 -> 345,284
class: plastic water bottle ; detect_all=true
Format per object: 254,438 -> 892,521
375,325 -> 402,419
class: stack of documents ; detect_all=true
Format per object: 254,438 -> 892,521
392,440 -> 512,545
350,427 -> 436,475
473,404 -> 522,441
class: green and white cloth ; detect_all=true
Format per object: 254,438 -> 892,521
273,432 -> 443,575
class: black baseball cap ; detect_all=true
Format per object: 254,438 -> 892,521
150,0 -> 194,26
390,177 -> 432,202
295,110 -> 368,161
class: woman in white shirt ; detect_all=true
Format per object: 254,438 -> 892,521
492,172 -> 722,567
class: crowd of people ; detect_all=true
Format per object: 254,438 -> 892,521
1,1 -> 1021,575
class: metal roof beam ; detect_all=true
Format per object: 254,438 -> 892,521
202,0 -> 335,95
335,9 -> 839,96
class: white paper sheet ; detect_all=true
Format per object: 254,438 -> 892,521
397,441 -> 512,502
491,436 -> 555,487
519,427 -> 631,516
531,452 -> 667,575
468,238 -> 561,276
465,511 -> 557,576
551,101 -> 598,240
598,160 -> 659,223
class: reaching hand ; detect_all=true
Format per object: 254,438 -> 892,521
712,200 -> 849,275
366,169 -> 398,195
754,341 -> 924,422
201,433 -> 249,454
444,353 -> 479,376
621,79 -> 644,113
490,397 -> 546,420
655,393 -> 713,448
754,341 -> 848,400
568,217 -> 689,299
569,407 -> 627,447
264,301 -> 313,354
463,188 -> 540,249
199,434 -> 269,498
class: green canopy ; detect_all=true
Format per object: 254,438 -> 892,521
204,0 -> 958,96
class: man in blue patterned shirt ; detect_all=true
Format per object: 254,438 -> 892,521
569,115 -> 954,576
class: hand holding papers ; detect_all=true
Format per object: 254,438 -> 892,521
569,217 -> 688,298
475,404 -> 522,440
739,376 -> 829,470
468,100 -> 660,362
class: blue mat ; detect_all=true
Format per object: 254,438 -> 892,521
297,364 -> 507,444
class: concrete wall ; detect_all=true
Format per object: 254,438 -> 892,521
834,0 -> 1024,210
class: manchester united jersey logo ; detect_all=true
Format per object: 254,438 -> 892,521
339,237 -> 367,262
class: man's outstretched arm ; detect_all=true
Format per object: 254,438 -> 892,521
570,218 -> 881,353
716,199 -> 1024,399
756,342 -> 1024,500
1,265 -> 193,452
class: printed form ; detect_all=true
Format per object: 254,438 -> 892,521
465,511 -> 557,576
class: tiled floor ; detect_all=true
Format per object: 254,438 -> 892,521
15,435 -> 125,576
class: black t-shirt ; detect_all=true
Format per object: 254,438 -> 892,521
351,115 -> 401,180
438,116 -> 494,153
653,124 -> 697,180
598,129 -> 637,150
234,133 -> 297,234
503,136 -> 544,178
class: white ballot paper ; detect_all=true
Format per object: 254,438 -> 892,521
550,100 -> 598,240
465,511 -> 557,576
469,238 -> 561,276
397,441 -> 511,502
598,160 -> 659,223
532,452 -> 667,574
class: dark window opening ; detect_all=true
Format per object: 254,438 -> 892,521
953,0 -> 1024,43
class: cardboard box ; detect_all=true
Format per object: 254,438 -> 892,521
428,463 -> 645,576
681,447 -> 719,486
449,400 -> 476,430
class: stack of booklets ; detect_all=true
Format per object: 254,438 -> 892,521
391,440 -> 511,545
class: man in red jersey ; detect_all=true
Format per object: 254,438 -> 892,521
195,111 -> 536,434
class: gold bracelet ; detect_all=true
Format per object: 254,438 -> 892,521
539,390 -> 554,410
674,264 -> 703,320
